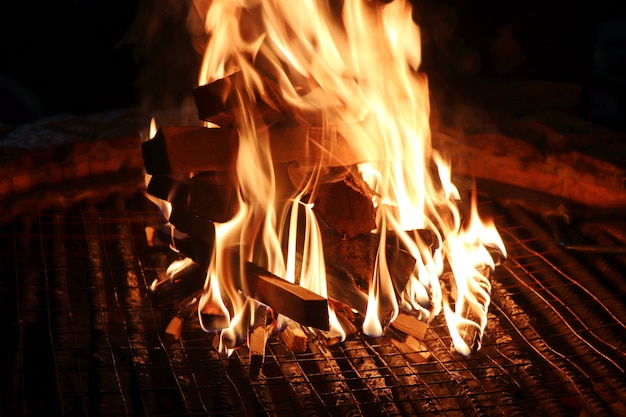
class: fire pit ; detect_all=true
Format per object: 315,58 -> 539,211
2,1 -> 625,416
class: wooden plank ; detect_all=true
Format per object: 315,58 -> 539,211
243,262 -> 330,331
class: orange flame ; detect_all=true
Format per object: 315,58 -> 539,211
183,0 -> 506,353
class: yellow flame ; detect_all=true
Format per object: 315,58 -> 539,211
192,0 -> 506,352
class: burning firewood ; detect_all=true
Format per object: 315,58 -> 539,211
164,299 -> 198,344
146,174 -> 188,205
188,171 -> 239,223
388,331 -> 431,364
150,258 -> 206,309
152,223 -> 212,272
312,175 -> 377,238
142,125 -> 363,175
193,71 -> 292,127
320,223 -> 416,295
199,299 -> 230,331
242,262 -> 330,331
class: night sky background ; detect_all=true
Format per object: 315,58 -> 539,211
0,0 -> 623,129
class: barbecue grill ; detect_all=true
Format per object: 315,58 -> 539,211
2,175 -> 625,417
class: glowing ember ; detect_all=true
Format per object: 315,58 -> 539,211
148,0 -> 506,356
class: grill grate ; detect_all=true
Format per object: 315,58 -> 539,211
1,190 -> 625,416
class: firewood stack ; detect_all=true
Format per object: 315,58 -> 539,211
142,71 -> 431,360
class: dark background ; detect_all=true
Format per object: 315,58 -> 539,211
0,0 -> 623,129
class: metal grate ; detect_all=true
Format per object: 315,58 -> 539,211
1,190 -> 625,416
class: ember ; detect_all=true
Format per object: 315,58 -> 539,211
143,0 -> 505,359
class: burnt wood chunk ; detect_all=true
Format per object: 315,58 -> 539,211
312,176 -> 376,238
150,258 -> 206,309
146,174 -> 189,205
154,223 -> 213,271
141,125 -> 363,175
243,262 -> 329,331
169,204 -> 215,247
193,71 -> 291,127
188,172 -> 239,223
320,224 -> 416,295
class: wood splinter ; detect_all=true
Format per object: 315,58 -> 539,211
281,320 -> 308,353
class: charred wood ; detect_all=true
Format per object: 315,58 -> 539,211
312,175 -> 376,238
243,262 -> 330,331
193,71 -> 292,127
149,258 -> 206,309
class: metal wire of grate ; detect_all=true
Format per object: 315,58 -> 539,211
1,191 -> 625,416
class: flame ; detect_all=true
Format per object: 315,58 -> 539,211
186,0 -> 505,353
144,117 -> 173,220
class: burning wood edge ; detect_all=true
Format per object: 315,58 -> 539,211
142,125 -> 365,175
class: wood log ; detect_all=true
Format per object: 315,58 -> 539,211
388,330 -> 431,364
324,265 -> 397,332
168,204 -> 215,247
146,174 -> 189,206
242,262 -> 330,331
199,299 -> 230,331
193,71 -> 292,127
141,125 -> 363,175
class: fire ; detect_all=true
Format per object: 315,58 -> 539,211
152,0 -> 506,355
